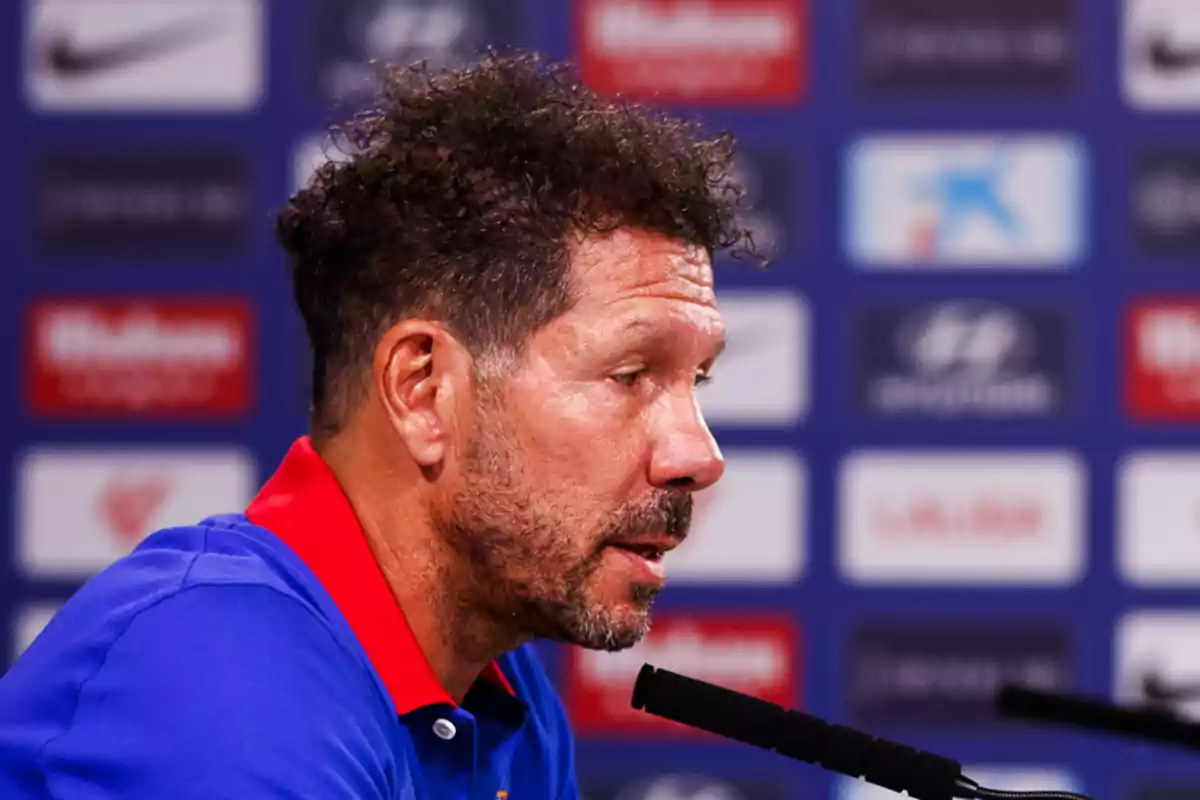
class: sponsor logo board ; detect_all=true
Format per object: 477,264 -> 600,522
857,0 -> 1078,95
562,613 -> 798,736
34,150 -> 249,257
1126,300 -> 1200,420
1118,453 -> 1200,585
1124,0 -> 1200,109
311,0 -> 518,107
17,447 -> 257,577
845,135 -> 1085,269
839,452 -> 1085,585
700,294 -> 808,427
856,300 -> 1072,420
26,298 -> 253,419
1131,150 -> 1200,257
1115,611 -> 1200,722
672,451 -> 805,585
576,0 -> 807,105
25,0 -> 263,112
848,621 -> 1073,728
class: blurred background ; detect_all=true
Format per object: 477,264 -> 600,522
7,0 -> 1200,797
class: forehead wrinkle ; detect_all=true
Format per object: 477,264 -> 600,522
569,228 -> 712,278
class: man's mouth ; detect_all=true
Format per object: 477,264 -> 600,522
604,533 -> 681,563
608,543 -> 666,561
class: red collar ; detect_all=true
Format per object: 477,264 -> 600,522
245,436 -> 514,714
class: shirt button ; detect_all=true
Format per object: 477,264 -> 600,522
432,718 -> 457,741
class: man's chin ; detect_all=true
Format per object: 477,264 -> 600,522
566,596 -> 657,652
570,621 -> 649,652
521,574 -> 662,651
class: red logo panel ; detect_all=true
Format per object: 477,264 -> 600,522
1126,299 -> 1200,421
576,0 -> 808,105
27,298 -> 253,419
562,613 -> 799,736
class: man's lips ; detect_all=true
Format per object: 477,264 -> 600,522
604,533 -> 683,561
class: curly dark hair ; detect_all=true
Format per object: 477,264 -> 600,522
277,52 -> 756,438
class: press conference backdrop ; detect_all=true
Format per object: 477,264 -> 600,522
8,0 -> 1200,797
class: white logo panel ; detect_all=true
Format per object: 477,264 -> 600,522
670,450 -> 805,585
1119,453 -> 1200,585
1124,0 -> 1200,109
25,0 -> 264,112
699,293 -> 809,427
839,451 -> 1085,585
846,135 -> 1084,268
18,447 -> 257,577
1115,611 -> 1200,721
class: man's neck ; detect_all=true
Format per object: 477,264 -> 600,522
316,432 -> 515,704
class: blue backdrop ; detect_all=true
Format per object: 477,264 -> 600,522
7,1 -> 1200,798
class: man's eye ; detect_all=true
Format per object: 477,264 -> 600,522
611,370 -> 645,387
695,372 -> 713,387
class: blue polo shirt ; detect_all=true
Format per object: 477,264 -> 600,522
0,437 -> 578,799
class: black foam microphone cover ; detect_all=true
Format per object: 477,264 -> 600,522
633,664 -> 963,800
631,662 -> 786,749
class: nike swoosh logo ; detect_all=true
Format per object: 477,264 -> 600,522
1141,670 -> 1200,704
42,17 -> 226,78
1147,35 -> 1200,72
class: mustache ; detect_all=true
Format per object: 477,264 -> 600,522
599,492 -> 693,548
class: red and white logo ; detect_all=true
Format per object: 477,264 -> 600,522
839,451 -> 1084,585
97,473 -> 174,545
1127,300 -> 1200,420
17,447 -> 256,577
576,0 -> 807,105
27,298 -> 253,418
562,613 -> 799,735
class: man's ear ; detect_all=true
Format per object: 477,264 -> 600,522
372,319 -> 472,468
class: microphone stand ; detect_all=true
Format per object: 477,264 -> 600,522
996,684 -> 1200,752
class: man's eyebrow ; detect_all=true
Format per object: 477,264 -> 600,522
614,319 -> 726,360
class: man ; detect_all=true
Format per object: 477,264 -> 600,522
0,53 -> 752,798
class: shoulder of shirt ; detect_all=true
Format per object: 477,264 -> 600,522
10,514 -> 395,716
72,513 -> 338,614
23,514 -> 572,740
29,513 -> 375,678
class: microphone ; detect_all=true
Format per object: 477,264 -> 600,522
631,664 -> 1093,800
996,684 -> 1200,752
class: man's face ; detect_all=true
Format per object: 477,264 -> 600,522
437,228 -> 726,651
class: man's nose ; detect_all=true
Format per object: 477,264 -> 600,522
647,398 -> 725,492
